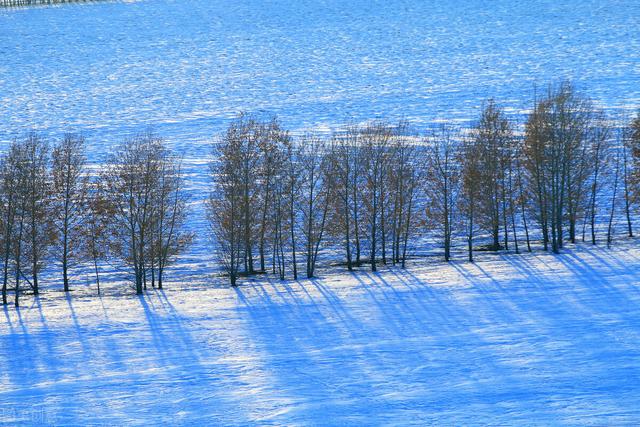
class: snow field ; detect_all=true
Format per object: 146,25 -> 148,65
2,243 -> 640,425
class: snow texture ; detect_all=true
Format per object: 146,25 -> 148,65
2,244 -> 640,425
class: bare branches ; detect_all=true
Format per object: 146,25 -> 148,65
51,134 -> 88,292
100,133 -> 190,294
1,84 -> 638,298
424,124 -> 460,262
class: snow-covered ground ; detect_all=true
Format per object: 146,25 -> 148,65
2,0 -> 640,140
2,1 -> 640,425
2,242 -> 640,425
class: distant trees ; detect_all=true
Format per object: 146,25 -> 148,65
0,132 -> 189,304
327,121 -> 419,271
207,115 -> 281,285
455,101 -> 521,262
208,116 -> 333,285
209,117 -> 425,286
2,84 -> 639,300
204,98 -> 638,287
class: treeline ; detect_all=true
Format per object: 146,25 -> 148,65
2,83 -> 640,303
1,133 -> 191,306
208,118 -> 420,285
208,83 -> 640,285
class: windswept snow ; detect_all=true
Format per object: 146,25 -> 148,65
2,243 -> 640,425
2,0 -> 640,142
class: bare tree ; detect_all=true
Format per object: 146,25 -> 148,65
629,111 -> 640,231
13,151 -> 29,307
208,126 -> 246,286
283,141 -> 301,279
1,141 -> 24,305
82,184 -> 111,294
389,129 -> 420,268
256,119 -> 289,273
23,134 -> 51,296
514,147 -> 532,252
469,100 -> 516,251
459,134 -> 483,262
524,83 -> 595,253
51,134 -> 88,292
622,125 -> 634,237
361,122 -> 394,271
0,135 -> 47,306
151,154 -> 191,289
101,133 -> 189,294
231,115 -> 263,275
297,135 -> 331,278
582,115 -> 610,244
328,127 -> 362,270
607,149 -> 621,248
424,125 -> 460,261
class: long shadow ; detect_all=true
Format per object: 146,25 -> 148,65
557,250 -> 640,314
136,293 -> 218,421
65,293 -> 92,364
387,267 -> 470,335
232,281 -> 403,424
449,260 -> 522,325
358,269 -> 427,337
231,268 -> 557,424
0,301 -> 66,424
307,276 -> 363,337
498,253 -> 600,333
2,303 -> 15,334
139,289 -> 250,424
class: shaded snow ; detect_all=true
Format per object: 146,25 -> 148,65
2,243 -> 640,425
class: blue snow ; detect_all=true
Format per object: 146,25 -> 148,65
1,0 -> 639,145
2,246 -> 640,424
2,0 -> 640,425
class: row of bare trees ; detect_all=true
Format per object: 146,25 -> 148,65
210,85 -> 640,286
208,116 -> 422,285
3,84 -> 640,293
0,132 -> 190,306
426,83 -> 640,263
